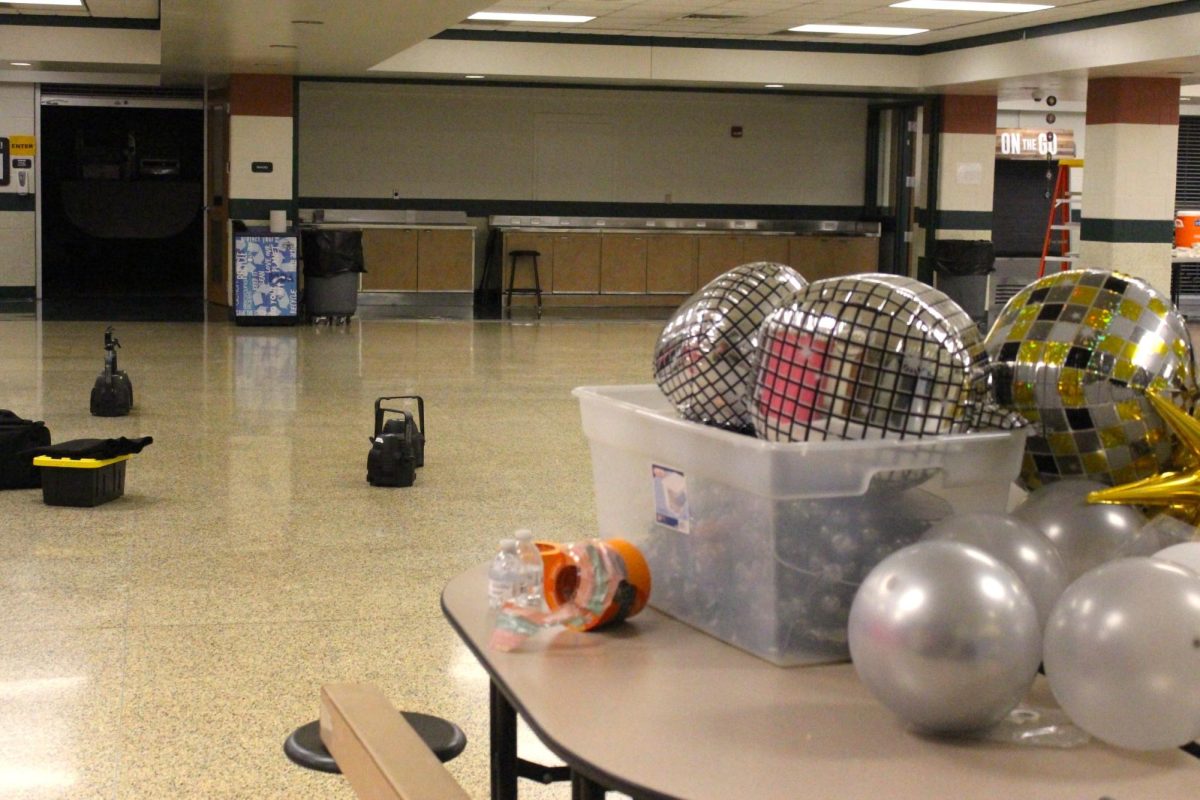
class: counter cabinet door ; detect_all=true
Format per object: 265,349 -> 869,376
417,228 -> 474,292
360,228 -> 418,292
502,232 -> 556,294
696,235 -> 745,286
601,233 -> 648,293
552,233 -> 601,293
788,236 -> 879,282
740,235 -> 790,266
647,234 -> 698,294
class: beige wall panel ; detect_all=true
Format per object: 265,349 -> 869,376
600,233 -> 647,294
299,82 -> 868,206
0,220 -> 34,286
741,235 -> 790,265
937,133 -> 996,213
503,232 -> 555,294
417,228 -> 473,291
551,233 -> 600,293
647,234 -> 697,294
1082,124 -> 1178,221
360,228 -> 417,291
229,115 -> 293,200
696,235 -> 744,286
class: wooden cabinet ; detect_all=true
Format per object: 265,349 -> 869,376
552,233 -> 601,293
788,236 -> 879,282
361,228 -> 418,291
697,235 -> 744,286
417,228 -> 473,291
601,233 -> 647,293
647,234 -> 698,294
741,235 -> 790,265
503,232 -> 555,293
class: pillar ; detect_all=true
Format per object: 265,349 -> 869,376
228,74 -> 295,224
932,94 -> 998,244
1079,77 -> 1179,295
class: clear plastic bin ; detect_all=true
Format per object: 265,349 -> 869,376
573,384 -> 1027,666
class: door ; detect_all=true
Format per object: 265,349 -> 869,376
866,102 -> 920,276
206,88 -> 230,306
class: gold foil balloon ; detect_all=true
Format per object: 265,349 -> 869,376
983,269 -> 1196,489
654,262 -> 807,431
751,274 -> 987,442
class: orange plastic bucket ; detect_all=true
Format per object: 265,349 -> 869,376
1176,211 -> 1200,248
544,538 -> 652,631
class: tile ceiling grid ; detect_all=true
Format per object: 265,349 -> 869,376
460,0 -> 1181,43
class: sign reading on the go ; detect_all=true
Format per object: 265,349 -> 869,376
995,128 -> 1076,159
9,135 -> 35,157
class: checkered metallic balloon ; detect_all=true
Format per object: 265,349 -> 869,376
751,274 -> 986,442
655,262 -> 808,430
983,269 -> 1197,489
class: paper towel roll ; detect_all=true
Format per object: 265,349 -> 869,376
269,209 -> 287,233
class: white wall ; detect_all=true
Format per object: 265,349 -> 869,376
0,83 -> 35,288
298,82 -> 869,207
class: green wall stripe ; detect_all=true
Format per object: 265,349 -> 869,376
1080,218 -> 1175,244
229,199 -> 296,220
0,194 -> 35,212
915,207 -> 992,231
0,285 -> 34,299
296,197 -> 866,221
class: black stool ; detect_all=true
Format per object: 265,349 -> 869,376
505,249 -> 542,317
284,711 -> 467,773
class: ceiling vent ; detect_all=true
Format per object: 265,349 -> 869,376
681,13 -> 745,20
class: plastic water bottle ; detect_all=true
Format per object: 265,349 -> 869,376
514,529 -> 544,609
488,538 -> 523,610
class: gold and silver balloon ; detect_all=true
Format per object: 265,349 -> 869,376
654,262 -> 807,431
983,269 -> 1197,489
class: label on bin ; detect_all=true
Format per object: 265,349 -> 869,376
652,464 -> 690,534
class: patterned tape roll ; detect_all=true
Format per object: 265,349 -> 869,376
490,538 -> 652,652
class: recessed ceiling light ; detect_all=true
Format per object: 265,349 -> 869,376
764,84 -> 784,88
890,1 -> 1052,11
468,12 -> 595,23
10,62 -> 31,67
465,75 -> 486,79
0,0 -> 82,5
789,23 -> 927,36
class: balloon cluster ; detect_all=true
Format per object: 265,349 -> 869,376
849,479 -> 1200,751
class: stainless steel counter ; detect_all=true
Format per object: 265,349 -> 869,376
489,214 -> 879,235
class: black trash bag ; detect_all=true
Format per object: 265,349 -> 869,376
931,240 -> 995,277
23,436 -> 153,460
300,230 -> 366,277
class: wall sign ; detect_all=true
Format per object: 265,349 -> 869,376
12,158 -> 31,169
996,128 -> 1076,159
9,135 -> 34,158
251,161 -> 274,173
0,138 -> 8,187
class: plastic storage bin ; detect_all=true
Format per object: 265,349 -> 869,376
573,385 -> 1027,666
33,454 -> 130,507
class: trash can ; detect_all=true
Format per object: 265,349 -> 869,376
301,230 -> 366,322
929,240 -> 995,325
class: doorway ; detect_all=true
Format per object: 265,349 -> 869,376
39,92 -> 204,320
866,102 -> 921,275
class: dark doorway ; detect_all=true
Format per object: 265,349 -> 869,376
40,101 -> 204,320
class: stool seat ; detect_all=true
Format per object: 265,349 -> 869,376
284,711 -> 467,773
506,249 -> 543,317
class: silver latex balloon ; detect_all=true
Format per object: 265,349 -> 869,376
848,540 -> 1042,735
1154,541 -> 1200,573
654,262 -> 807,430
1012,478 -> 1146,581
1043,557 -> 1200,751
923,512 -> 1067,631
751,274 -> 988,443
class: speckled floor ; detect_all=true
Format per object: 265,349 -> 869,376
0,312 -> 660,799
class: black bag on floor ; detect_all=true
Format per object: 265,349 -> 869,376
0,410 -> 51,489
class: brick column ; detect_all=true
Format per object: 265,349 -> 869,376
1079,77 -> 1179,295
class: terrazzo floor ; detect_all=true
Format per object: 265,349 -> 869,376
0,311 -> 662,799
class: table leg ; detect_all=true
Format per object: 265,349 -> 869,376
490,680 -> 519,800
571,770 -> 607,800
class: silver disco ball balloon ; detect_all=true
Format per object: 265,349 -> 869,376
751,274 -> 988,442
654,262 -> 807,430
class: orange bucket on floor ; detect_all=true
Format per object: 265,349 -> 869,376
544,538 -> 652,631
1176,211 -> 1200,248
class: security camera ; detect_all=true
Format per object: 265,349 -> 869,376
1032,91 -> 1044,102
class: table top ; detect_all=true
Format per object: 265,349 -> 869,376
443,564 -> 1200,800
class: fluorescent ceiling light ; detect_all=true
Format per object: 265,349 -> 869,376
790,23 -> 927,35
10,62 -> 31,67
0,0 -> 83,4
464,75 -> 486,79
764,84 -> 784,88
891,1 -> 1052,11
468,12 -> 594,23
